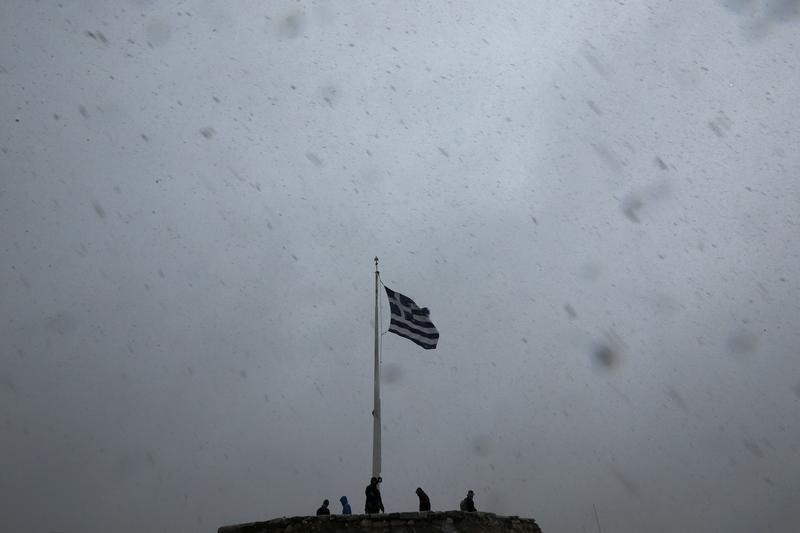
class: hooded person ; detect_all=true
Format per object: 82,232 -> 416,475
415,487 -> 431,512
459,490 -> 476,512
339,496 -> 352,515
364,477 -> 384,514
316,499 -> 331,516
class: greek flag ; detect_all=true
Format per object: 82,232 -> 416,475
384,286 -> 439,349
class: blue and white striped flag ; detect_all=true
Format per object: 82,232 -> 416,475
384,287 -> 439,349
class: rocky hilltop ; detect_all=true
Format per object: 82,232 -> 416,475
219,511 -> 543,533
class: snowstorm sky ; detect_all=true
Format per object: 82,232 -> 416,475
1,1 -> 799,532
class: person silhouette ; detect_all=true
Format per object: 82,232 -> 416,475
459,490 -> 476,512
415,487 -> 431,512
316,499 -> 330,516
364,477 -> 384,514
339,495 -> 352,515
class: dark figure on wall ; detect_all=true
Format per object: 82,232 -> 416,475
316,499 -> 330,516
416,487 -> 431,512
364,477 -> 384,514
460,490 -> 476,512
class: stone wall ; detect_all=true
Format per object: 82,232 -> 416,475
219,511 -> 542,533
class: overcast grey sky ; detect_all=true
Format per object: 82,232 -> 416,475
2,1 -> 799,532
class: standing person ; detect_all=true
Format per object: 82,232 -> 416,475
415,487 -> 431,512
459,490 -> 476,512
339,496 -> 352,515
316,499 -> 330,516
364,477 -> 384,514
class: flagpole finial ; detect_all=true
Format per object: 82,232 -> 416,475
374,256 -> 379,270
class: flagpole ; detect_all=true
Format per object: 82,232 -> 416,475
372,256 -> 381,480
